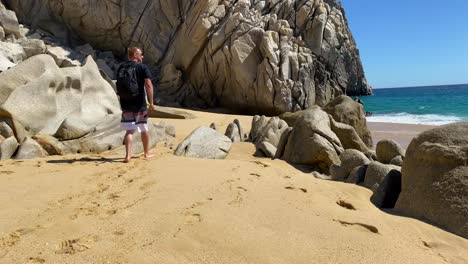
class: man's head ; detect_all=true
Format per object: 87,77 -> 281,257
128,47 -> 143,62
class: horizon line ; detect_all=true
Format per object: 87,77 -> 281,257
373,83 -> 468,90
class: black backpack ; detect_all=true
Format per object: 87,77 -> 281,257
116,61 -> 140,99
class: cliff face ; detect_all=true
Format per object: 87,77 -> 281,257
5,0 -> 371,114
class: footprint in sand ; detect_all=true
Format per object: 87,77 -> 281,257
250,172 -> 261,178
139,180 -> 157,191
250,160 -> 271,167
0,227 -> 38,259
334,220 -> 379,234
284,186 -> 307,193
336,200 -> 356,210
27,257 -> 45,263
55,235 -> 98,255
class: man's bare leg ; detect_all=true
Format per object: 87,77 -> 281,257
141,130 -> 155,159
124,130 -> 135,163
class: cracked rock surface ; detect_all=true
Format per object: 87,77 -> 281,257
5,0 -> 371,114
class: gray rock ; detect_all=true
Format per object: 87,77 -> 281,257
312,171 -> 332,180
274,126 -> 293,159
331,149 -> 370,181
0,54 -> 121,137
32,134 -> 65,155
6,0 -> 371,114
258,141 -> 277,158
251,116 -> 290,151
324,95 -> 373,147
0,4 -> 21,37
14,137 -> 48,159
96,59 -> 114,79
0,52 -> 15,72
0,41 -> 25,63
362,161 -> 401,192
250,115 -> 268,142
346,165 -> 367,184
0,136 -> 19,160
389,155 -> 404,166
376,139 -> 405,164
282,107 -> 342,173
0,25 -> 4,40
148,106 -> 196,119
75,43 -> 95,59
370,169 -> 401,208
0,121 -> 14,138
233,119 -> 245,141
54,116 -> 96,140
174,127 -> 232,159
20,39 -> 46,58
225,122 -> 241,143
395,122 -> 468,239
209,122 -> 217,131
365,150 -> 377,161
329,116 -> 369,152
46,45 -> 74,67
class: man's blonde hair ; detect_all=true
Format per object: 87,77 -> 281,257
128,47 -> 141,58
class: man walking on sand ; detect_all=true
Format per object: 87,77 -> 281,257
117,47 -> 155,163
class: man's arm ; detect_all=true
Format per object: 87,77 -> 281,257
144,78 -> 154,110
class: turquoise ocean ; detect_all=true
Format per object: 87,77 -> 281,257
358,84 -> 468,125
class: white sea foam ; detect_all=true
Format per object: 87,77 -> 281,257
366,112 -> 464,125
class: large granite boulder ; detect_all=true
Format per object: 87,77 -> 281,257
0,3 -> 21,38
328,116 -> 368,152
0,52 -> 15,71
250,116 -> 290,158
20,38 -> 46,58
376,139 -> 405,164
15,136 -> 48,159
174,127 -> 232,159
0,121 -> 14,138
323,95 -> 373,147
225,119 -> 246,143
363,161 -> 402,209
0,41 -> 25,63
282,106 -> 343,173
0,54 -> 121,137
0,136 -> 18,160
395,122 -> 468,238
330,149 -> 370,181
5,0 -> 371,114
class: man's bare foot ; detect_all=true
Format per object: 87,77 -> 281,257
144,153 -> 155,159
123,157 -> 131,163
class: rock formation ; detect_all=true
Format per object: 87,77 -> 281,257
0,53 -> 174,159
395,122 -> 468,239
174,126 -> 232,159
4,0 -> 371,115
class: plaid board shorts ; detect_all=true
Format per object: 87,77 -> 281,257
120,108 -> 149,132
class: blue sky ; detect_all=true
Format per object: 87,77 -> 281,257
340,0 -> 468,88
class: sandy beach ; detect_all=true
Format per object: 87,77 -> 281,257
0,108 -> 467,264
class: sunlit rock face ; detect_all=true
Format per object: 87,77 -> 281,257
5,0 -> 371,114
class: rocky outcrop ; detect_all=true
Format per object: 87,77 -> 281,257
323,95 -> 372,147
0,54 -> 120,136
225,119 -> 246,143
376,139 -> 405,164
330,149 -> 370,181
0,52 -> 174,159
395,122 -> 468,239
174,127 -> 232,159
4,0 -> 371,115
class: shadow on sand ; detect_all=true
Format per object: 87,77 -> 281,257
46,156 -> 127,164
